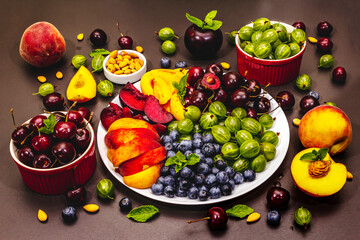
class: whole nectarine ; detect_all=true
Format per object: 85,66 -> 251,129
298,105 -> 352,155
19,21 -> 66,68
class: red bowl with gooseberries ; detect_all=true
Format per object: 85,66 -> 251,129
9,112 -> 96,195
235,21 -> 307,86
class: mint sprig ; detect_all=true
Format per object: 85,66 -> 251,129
38,114 -> 56,134
186,10 -> 222,31
300,148 -> 329,161
89,48 -> 110,58
172,73 -> 188,104
165,151 -> 200,173
226,204 -> 254,219
126,205 -> 159,222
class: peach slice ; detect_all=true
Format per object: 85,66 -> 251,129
118,147 -> 166,176
105,128 -> 160,149
123,162 -> 164,189
291,148 -> 348,197
107,118 -> 157,134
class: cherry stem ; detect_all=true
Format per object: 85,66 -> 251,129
187,217 -> 210,224
81,112 -> 94,131
66,101 -> 77,122
116,22 -> 124,37
10,108 -> 17,129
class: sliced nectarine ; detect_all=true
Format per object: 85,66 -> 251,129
105,128 -> 160,149
107,118 -> 157,134
123,162 -> 164,189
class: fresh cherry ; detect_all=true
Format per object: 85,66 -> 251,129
54,121 -> 77,140
187,66 -> 204,86
17,145 -> 35,166
52,141 -> 76,164
332,67 -> 347,84
266,186 -> 290,209
292,21 -> 306,32
33,153 -> 53,169
245,79 -> 261,98
205,63 -> 223,78
29,115 -> 47,132
75,128 -> 90,149
246,108 -> 258,120
214,87 -> 229,104
300,95 -> 319,113
12,126 -> 32,147
117,22 -> 133,49
66,186 -> 87,205
187,207 -> 228,229
67,110 -> 84,127
276,91 -> 295,110
77,107 -> 91,122
230,88 -> 250,108
90,29 -> 107,46
52,112 -> 66,122
32,134 -> 52,152
184,96 -> 191,107
186,86 -> 195,97
317,37 -> 333,53
43,92 -> 64,111
190,90 -> 208,110
317,21 -> 333,36
254,96 -> 271,113
222,72 -> 245,92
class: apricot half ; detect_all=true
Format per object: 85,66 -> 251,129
123,162 -> 163,189
291,148 -> 347,197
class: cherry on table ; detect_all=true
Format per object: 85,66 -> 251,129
317,21 -> 333,36
300,95 -> 319,113
90,29 -> 107,47
66,186 -> 87,205
116,22 -> 133,49
332,67 -> 347,84
266,186 -> 290,209
317,37 -> 333,53
187,206 -> 228,229
276,91 -> 295,110
43,92 -> 64,111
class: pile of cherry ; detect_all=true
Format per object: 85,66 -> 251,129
11,106 -> 92,169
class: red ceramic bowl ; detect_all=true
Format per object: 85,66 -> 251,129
9,113 -> 96,195
236,21 -> 307,86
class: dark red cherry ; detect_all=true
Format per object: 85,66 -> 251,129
317,21 -> 333,36
317,37 -> 333,53
230,88 -> 250,108
29,115 -> 47,132
17,145 -> 35,166
90,29 -> 107,46
266,186 -> 290,209
332,67 -> 347,84
214,87 -> 229,104
276,91 -> 295,110
77,107 -> 91,122
292,22 -> 306,32
52,141 -> 76,164
52,112 -> 66,122
12,125 -> 32,148
222,72 -> 245,92
254,96 -> 271,113
66,186 -> 87,205
205,63 -> 223,78
33,154 -> 53,169
207,207 -> 228,229
190,90 -> 208,110
246,79 -> 261,98
67,111 -> 84,127
32,134 -> 52,152
246,108 -> 258,120
300,95 -> 319,113
54,121 -> 77,140
186,86 -> 195,97
187,66 -> 204,86
118,36 -> 133,49
43,92 -> 64,111
75,128 -> 91,149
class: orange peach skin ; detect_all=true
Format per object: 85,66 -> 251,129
105,128 -> 160,149
298,105 -> 352,155
107,118 -> 157,135
118,147 -> 166,176
123,162 -> 164,189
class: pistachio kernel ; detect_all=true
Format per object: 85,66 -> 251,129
307,37 -> 318,43
83,204 -> 100,213
38,209 -> 48,222
37,76 -> 46,83
77,33 -> 84,41
247,212 -> 261,223
56,71 -> 63,79
221,62 -> 231,70
136,46 -> 144,53
308,160 -> 331,178
292,118 -> 301,126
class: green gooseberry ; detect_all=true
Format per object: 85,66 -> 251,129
72,54 -> 87,69
178,118 -> 194,135
318,54 -> 334,68
244,42 -> 255,56
274,44 -> 291,59
258,114 -> 274,130
232,156 -> 249,173
192,123 -> 202,133
241,117 -> 262,135
240,139 -> 260,159
167,121 -> 179,132
296,74 -> 312,90
289,42 -> 301,56
294,207 -> 312,229
227,30 -> 238,45
96,179 -> 114,199
239,26 -> 254,41
184,105 -> 201,122
267,53 -> 275,60
33,83 -> 55,97
231,107 -> 247,120
325,101 -> 337,107
261,29 -> 279,44
241,41 -> 252,50
272,23 -> 288,42
211,125 -> 231,144
271,38 -> 282,51
260,142 -> 276,161
290,29 -> 306,46
209,101 -> 227,120
251,31 -> 263,44
260,130 -> 279,146
161,40 -> 176,55
250,154 -> 267,172
221,142 -> 240,160
235,130 -> 253,146
224,116 -> 241,134
214,154 -> 225,162
253,18 -> 271,31
254,41 -> 272,59
199,112 -> 218,130
97,80 -> 114,97
158,27 -> 178,41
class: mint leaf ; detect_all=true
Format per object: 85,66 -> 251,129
300,148 -> 329,161
89,49 -> 110,58
318,148 -> 329,160
186,13 -> 204,28
126,205 -> 159,222
176,151 -> 186,162
203,20 -> 222,31
165,155 -> 178,166
226,204 -> 254,219
39,114 -> 56,135
187,154 -> 200,165
205,10 -> 217,21
172,73 -> 188,105
175,161 -> 187,173
300,152 -> 317,161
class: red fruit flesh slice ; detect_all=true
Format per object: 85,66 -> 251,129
201,73 -> 221,90
152,123 -> 167,136
100,104 -> 123,130
119,82 -> 147,111
105,128 -> 160,149
144,95 -> 173,124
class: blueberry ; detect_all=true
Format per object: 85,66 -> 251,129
199,185 -> 209,192
178,179 -> 190,190
169,165 -> 179,177
151,183 -> 164,195
169,130 -> 180,141
192,138 -> 203,149
178,140 -> 192,152
229,179 -> 235,190
198,189 -> 209,201
164,142 -> 174,151
215,160 -> 227,170
160,57 -> 171,68
308,90 -> 319,100
243,169 -> 256,182
176,186 -> 187,197
211,167 -> 220,175
161,135 -> 173,144
166,150 -> 176,159
220,183 -> 232,196
209,186 -> 222,199
193,133 -> 203,140
194,174 -> 206,185
204,157 -> 214,167
172,142 -> 179,149
175,60 -> 187,68
164,185 -> 175,198
184,150 -> 193,158
202,133 -> 214,143
119,197 -> 132,212
187,186 -> 199,199
195,152 -> 205,161
202,143 -> 216,157
267,210 -> 281,225
180,166 -> 193,179
205,174 -> 217,187
213,143 -> 221,153
160,166 -> 170,176
157,176 -> 165,184
225,166 -> 235,178
194,148 -> 202,154
216,171 -> 229,184
163,175 -> 175,186
233,172 -> 245,184
62,206 -> 77,223
197,163 -> 210,175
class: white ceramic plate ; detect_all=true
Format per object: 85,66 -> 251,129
97,82 -> 290,205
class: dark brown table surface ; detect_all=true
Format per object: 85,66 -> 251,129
1,0 -> 359,239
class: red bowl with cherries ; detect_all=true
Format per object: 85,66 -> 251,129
9,111 -> 96,195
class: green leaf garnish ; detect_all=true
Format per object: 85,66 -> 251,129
126,205 -> 159,222
187,153 -> 200,165
39,114 -> 56,135
203,20 -> 223,31
186,13 -> 204,28
172,73 -> 188,104
300,148 -> 329,161
186,11 -> 222,31
89,49 -> 110,58
165,151 -> 200,173
226,204 -> 254,218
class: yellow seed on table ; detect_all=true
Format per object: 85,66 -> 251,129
221,62 -> 231,70
247,212 -> 261,223
37,76 -> 46,83
308,37 -> 318,43
293,118 -> 301,126
55,71 -> 63,79
77,33 -> 84,41
83,204 -> 100,213
109,50 -> 118,59
347,171 -> 353,180
136,46 -> 144,53
38,209 -> 48,222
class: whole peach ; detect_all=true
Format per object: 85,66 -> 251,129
19,21 -> 66,68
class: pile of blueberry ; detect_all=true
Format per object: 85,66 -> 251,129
151,130 -> 256,201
